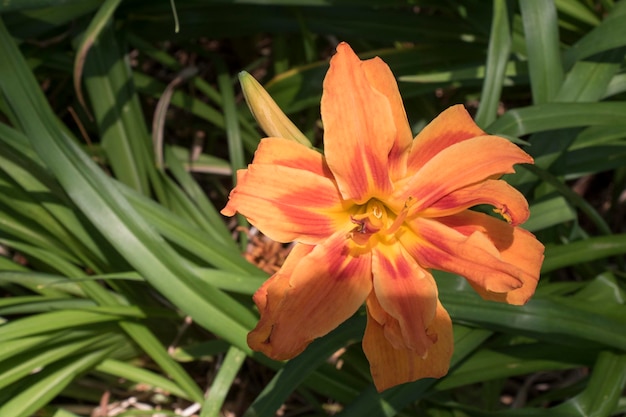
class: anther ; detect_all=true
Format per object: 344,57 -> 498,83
493,205 -> 512,223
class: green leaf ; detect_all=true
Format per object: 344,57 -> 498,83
487,102 -> 626,137
164,146 -> 237,247
475,0 -> 511,127
519,0 -> 564,103
96,358 -> 193,400
0,310 -> 123,341
572,272 -> 625,305
0,130 -> 118,271
436,343 -> 592,390
438,276 -> 626,351
83,21 -> 153,194
555,0 -> 601,26
0,334 -> 59,362
201,346 -> 247,417
0,333 -> 111,391
243,315 -> 365,417
0,296 -> 96,315
118,182 -> 260,274
0,347 -> 113,417
73,0 -> 122,117
563,2 -> 626,68
0,19 -> 258,345
524,195 -> 576,232
524,164 -> 611,235
553,144 -> 626,177
0,20 -> 251,403
542,234 -> 626,273
560,351 -> 626,417
475,351 -> 626,416
215,58 -> 249,248
556,47 -> 625,102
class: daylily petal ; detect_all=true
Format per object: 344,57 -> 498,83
250,243 -> 313,313
371,241 -> 438,356
221,153 -> 348,245
421,179 -> 530,226
248,231 -> 373,360
394,136 -> 533,215
402,217 -> 521,293
437,211 -> 544,305
406,104 -> 487,172
402,214 -> 542,304
363,299 -> 453,392
249,137 -> 332,177
362,56 -> 413,181
321,42 -> 395,203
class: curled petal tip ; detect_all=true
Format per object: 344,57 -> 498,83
220,205 -> 236,217
364,300 -> 453,392
335,41 -> 353,54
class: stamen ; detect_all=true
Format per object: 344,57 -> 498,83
385,197 -> 415,235
493,205 -> 512,223
348,198 -> 414,243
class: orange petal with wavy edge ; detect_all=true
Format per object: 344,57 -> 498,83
362,56 -> 413,181
365,294 -> 406,350
437,211 -> 544,305
247,231 -> 372,360
221,162 -> 348,245
222,136 -> 333,214
394,136 -> 533,215
402,215 -> 541,304
407,104 -> 487,172
250,137 -> 332,177
403,216 -> 524,294
371,241 -> 438,356
251,243 -> 313,313
363,299 -> 453,392
421,179 -> 530,226
321,42 -> 395,203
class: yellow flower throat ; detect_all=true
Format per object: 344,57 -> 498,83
349,197 -> 415,245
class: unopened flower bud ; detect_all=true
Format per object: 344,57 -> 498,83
239,71 -> 312,147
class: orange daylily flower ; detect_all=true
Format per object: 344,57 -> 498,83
222,42 -> 544,392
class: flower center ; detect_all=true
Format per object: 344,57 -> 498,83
348,197 -> 415,245
351,200 -> 386,234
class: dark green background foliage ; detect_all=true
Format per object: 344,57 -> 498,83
0,1 -> 625,416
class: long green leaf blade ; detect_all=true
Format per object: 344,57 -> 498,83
475,0 -> 511,127
519,0 -> 564,103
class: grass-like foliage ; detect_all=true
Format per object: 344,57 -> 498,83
1,1 -> 625,416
